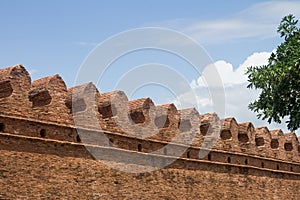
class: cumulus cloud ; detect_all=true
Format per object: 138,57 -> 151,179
174,51 -> 291,133
149,1 -> 299,132
191,51 -> 271,88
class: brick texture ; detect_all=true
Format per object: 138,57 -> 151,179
0,64 -> 300,199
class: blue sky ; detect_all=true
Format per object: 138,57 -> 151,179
1,0 -> 300,133
0,0 -> 281,82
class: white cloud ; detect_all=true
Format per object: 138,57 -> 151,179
150,1 -> 300,44
240,1 -> 300,20
192,51 -> 271,87
174,51 -> 292,133
153,1 -> 299,132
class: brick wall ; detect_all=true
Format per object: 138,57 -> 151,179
1,64 -> 300,198
0,132 -> 300,199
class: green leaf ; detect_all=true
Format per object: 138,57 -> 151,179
247,14 -> 300,131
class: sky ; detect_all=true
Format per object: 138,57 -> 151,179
1,0 -> 300,134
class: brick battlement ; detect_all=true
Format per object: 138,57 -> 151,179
0,64 -> 300,173
2,64 -> 300,199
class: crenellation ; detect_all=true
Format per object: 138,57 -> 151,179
176,108 -> 201,146
127,97 -> 157,138
199,113 -> 222,149
0,64 -> 31,91
97,90 -> 129,134
66,82 -> 100,129
29,74 -> 72,125
199,112 -> 220,137
238,122 -> 256,154
149,103 -> 179,142
219,117 -> 239,152
0,65 -> 32,119
154,104 -> 173,129
0,64 -> 300,183
270,129 -> 286,161
128,98 -> 154,125
220,118 -> 235,140
283,132 -> 299,162
254,127 -> 272,157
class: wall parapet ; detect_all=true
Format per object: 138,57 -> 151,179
1,114 -> 300,175
0,64 -> 300,170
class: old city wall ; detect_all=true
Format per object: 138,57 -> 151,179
0,64 -> 300,198
1,65 -> 300,162
1,129 -> 300,199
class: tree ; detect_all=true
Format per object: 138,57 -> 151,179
246,14 -> 300,131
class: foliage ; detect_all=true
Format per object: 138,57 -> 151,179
246,14 -> 300,131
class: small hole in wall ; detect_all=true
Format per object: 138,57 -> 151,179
290,166 -> 293,172
277,164 -> 280,170
109,138 -> 114,147
255,137 -> 265,146
187,151 -> 190,158
284,142 -> 293,151
227,157 -> 231,163
261,162 -> 264,168
208,153 -> 211,161
98,104 -> 116,119
270,139 -> 279,149
76,135 -> 81,143
220,130 -> 232,140
245,159 -> 248,165
138,144 -> 142,152
0,80 -> 13,98
0,123 -> 4,132
200,124 -> 209,136
29,89 -> 52,108
130,111 -> 145,124
40,129 -> 46,138
238,133 -> 249,143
